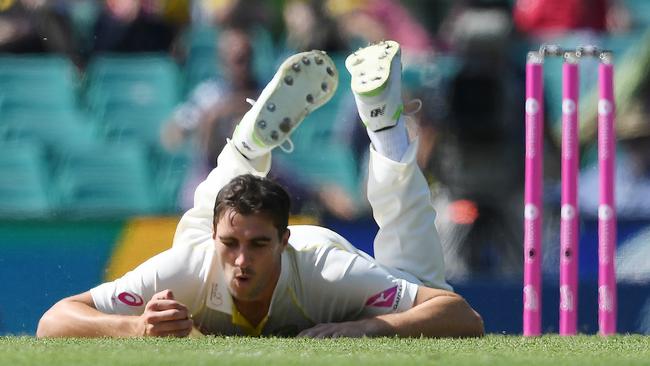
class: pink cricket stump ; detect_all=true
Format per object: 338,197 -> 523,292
524,52 -> 544,336
560,55 -> 580,335
598,55 -> 617,335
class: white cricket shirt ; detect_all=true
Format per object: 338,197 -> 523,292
91,225 -> 419,336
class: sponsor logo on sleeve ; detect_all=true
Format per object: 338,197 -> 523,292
365,285 -> 399,308
117,291 -> 144,306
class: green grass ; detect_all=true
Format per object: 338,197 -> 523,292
1,335 -> 649,366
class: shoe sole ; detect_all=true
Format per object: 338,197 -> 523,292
345,40 -> 400,96
251,50 -> 338,148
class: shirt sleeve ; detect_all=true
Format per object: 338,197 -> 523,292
90,245 -> 209,316
299,245 -> 419,322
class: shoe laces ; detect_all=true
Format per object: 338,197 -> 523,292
403,98 -> 423,137
404,98 -> 422,116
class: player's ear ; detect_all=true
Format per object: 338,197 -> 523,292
281,228 -> 290,249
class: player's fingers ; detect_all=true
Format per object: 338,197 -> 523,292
154,289 -> 175,300
144,308 -> 189,323
147,319 -> 194,337
298,324 -> 334,338
297,325 -> 318,337
147,299 -> 188,312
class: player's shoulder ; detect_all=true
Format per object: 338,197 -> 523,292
285,225 -> 376,283
287,225 -> 357,254
145,240 -> 215,279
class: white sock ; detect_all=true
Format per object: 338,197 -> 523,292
367,116 -> 409,161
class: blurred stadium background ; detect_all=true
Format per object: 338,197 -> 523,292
1,0 -> 650,335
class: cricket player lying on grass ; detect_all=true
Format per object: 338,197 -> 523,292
37,41 -> 484,338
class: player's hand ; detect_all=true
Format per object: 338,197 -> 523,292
297,319 -> 385,338
137,289 -> 193,337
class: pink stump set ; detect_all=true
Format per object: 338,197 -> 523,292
523,45 -> 617,336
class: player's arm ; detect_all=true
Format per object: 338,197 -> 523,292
368,286 -> 483,337
37,289 -> 193,338
298,286 -> 483,338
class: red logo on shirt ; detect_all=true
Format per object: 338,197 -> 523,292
117,292 -> 144,306
365,286 -> 398,307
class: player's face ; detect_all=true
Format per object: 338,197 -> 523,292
214,209 -> 288,304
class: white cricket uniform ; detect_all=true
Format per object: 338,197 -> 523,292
91,139 -> 450,336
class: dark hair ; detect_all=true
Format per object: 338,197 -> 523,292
213,174 -> 290,237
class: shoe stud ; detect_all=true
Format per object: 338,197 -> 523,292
314,56 -> 323,65
271,130 -> 279,140
280,117 -> 292,132
258,120 -> 267,129
284,75 -> 293,85
306,94 -> 314,103
321,82 -> 328,91
292,63 -> 300,72
267,103 -> 276,112
302,56 -> 310,65
326,66 -> 334,76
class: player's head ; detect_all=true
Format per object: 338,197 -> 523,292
217,27 -> 254,86
213,174 -> 290,237
212,174 -> 291,303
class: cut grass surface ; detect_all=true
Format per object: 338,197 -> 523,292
1,335 -> 649,366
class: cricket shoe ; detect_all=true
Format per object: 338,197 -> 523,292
345,40 -> 403,132
233,50 -> 339,158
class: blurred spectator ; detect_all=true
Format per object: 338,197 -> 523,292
281,0 -> 347,54
429,1 -> 526,280
274,0 -> 362,221
91,0 -> 188,54
513,0 -> 631,38
0,0 -> 81,65
326,0 -> 434,58
190,0 -> 272,29
161,26 -> 358,220
162,27 -> 259,209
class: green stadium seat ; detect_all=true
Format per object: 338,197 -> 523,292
0,55 -> 79,111
184,50 -> 218,94
96,105 -> 170,147
182,25 -> 219,93
0,109 -> 97,158
186,26 -> 220,54
55,143 -> 158,217
277,143 -> 361,201
251,26 -> 277,83
85,54 -> 180,115
0,143 -> 51,218
151,147 -> 191,213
